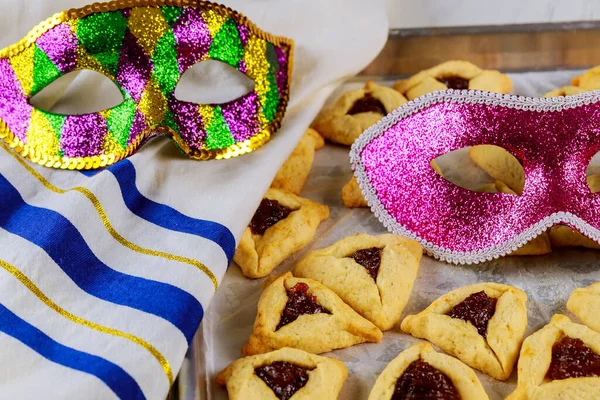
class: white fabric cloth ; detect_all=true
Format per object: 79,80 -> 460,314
0,1 -> 388,398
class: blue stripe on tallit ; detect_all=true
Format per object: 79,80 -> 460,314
79,169 -> 101,177
82,160 -> 235,264
0,174 -> 202,343
0,303 -> 145,399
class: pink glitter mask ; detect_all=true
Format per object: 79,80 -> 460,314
0,0 -> 293,170
351,90 -> 600,264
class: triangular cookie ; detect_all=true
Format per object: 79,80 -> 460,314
242,272 -> 382,356
393,60 -> 512,101
401,282 -> 528,380
507,315 -> 600,400
271,128 -> 325,195
312,81 -> 407,146
295,233 -> 422,331
341,176 -> 369,208
368,342 -> 489,400
567,282 -> 600,333
234,189 -> 329,278
544,85 -> 587,97
572,65 -> 600,90
549,225 -> 600,249
469,144 -> 525,194
217,347 -> 347,400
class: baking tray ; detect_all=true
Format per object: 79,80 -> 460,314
172,22 -> 600,400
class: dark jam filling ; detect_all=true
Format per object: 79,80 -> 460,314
392,360 -> 460,400
546,337 -> 600,380
446,291 -> 497,338
249,198 -> 292,235
255,361 -> 311,400
347,93 -> 387,116
276,282 -> 330,330
351,247 -> 383,280
438,76 -> 469,90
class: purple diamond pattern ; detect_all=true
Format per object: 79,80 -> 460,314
221,91 -> 260,142
36,23 -> 78,74
127,109 -> 147,146
172,8 -> 211,73
169,98 -> 205,150
116,30 -> 153,102
274,46 -> 288,97
0,59 -> 32,141
61,113 -> 107,157
236,23 -> 250,47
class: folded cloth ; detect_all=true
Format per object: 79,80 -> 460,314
0,0 -> 388,398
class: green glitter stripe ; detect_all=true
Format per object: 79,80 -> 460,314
107,98 -> 136,149
77,11 -> 128,75
208,18 -> 243,68
205,106 -> 234,150
152,31 -> 180,96
263,69 -> 279,122
163,110 -> 179,135
40,111 -> 65,156
266,43 -> 280,74
160,6 -> 183,25
43,112 -> 65,138
31,45 -> 63,96
95,51 -> 121,76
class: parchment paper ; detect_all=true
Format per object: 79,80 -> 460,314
194,69 -> 600,400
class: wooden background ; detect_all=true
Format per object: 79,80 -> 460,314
359,22 -> 600,78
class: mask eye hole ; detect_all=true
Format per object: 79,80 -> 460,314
30,70 -> 124,115
174,60 -> 255,104
586,152 -> 600,193
432,145 -> 524,195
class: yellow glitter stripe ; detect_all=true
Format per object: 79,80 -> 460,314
103,131 -> 123,155
0,258 -> 173,384
203,8 -> 227,37
243,36 -> 270,124
9,45 -> 35,96
76,45 -> 115,80
128,7 -> 169,57
26,109 -> 61,156
0,141 -> 219,292
139,78 -> 168,127
197,104 -> 214,128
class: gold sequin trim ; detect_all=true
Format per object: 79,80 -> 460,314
0,258 -> 174,383
0,0 -> 294,169
0,141 -> 219,292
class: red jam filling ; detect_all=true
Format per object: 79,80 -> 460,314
446,291 -> 497,338
546,337 -> 600,380
392,360 -> 460,400
351,247 -> 382,280
277,282 -> 330,330
347,93 -> 387,116
249,198 -> 292,235
438,76 -> 469,90
255,361 -> 311,400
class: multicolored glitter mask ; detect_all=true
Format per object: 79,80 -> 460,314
0,0 -> 293,169
350,90 -> 600,264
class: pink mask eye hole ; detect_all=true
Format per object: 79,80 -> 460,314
586,151 -> 600,193
432,145 -> 524,195
173,60 -> 255,105
29,70 -> 124,115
